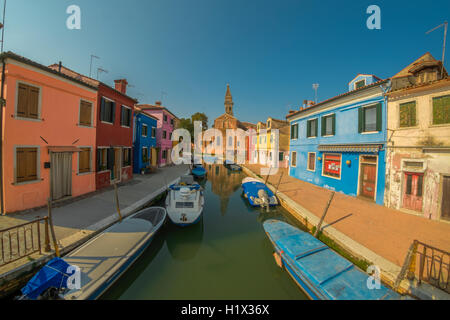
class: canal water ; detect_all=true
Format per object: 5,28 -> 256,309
101,164 -> 308,300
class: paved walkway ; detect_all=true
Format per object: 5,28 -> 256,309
244,164 -> 450,267
0,164 -> 189,277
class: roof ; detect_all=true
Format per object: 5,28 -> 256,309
137,104 -> 179,120
47,64 -> 138,103
239,121 -> 257,129
392,52 -> 444,79
286,78 -> 389,120
388,76 -> 450,97
1,51 -> 97,91
134,108 -> 158,121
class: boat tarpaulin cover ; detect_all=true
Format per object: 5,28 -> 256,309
21,257 -> 72,300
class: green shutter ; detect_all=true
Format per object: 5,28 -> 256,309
314,119 -> 318,137
307,120 -> 311,138
358,108 -> 363,133
295,124 -> 298,139
100,97 -> 105,122
332,114 -> 336,135
111,102 -> 116,123
376,103 -> 382,131
321,117 -> 326,136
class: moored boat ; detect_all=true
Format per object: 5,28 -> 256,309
191,164 -> 207,178
224,160 -> 242,172
19,207 -> 167,300
242,178 -> 278,209
165,175 -> 204,226
263,219 -> 401,300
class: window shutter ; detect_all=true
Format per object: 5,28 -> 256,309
307,121 -> 311,138
314,119 -> 318,137
120,107 -> 124,126
332,114 -> 336,135
321,117 -> 326,136
358,108 -> 363,133
376,103 -> 382,131
96,149 -> 101,172
29,87 -> 39,119
100,98 -> 105,122
107,148 -> 114,170
111,102 -> 116,123
17,84 -> 28,117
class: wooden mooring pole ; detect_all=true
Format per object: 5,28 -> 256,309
114,182 -> 123,222
275,171 -> 284,195
314,191 -> 335,238
47,198 -> 60,257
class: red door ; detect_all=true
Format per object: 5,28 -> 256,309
402,172 -> 423,212
360,163 -> 376,199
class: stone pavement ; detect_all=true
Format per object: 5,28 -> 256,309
0,164 -> 189,279
243,164 -> 450,297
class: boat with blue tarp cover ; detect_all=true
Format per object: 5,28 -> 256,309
191,164 -> 207,178
242,177 -> 278,208
18,207 -> 167,300
166,175 -> 204,226
263,219 -> 402,300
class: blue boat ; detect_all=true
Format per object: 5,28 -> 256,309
242,178 -> 278,208
263,220 -> 401,300
224,160 -> 242,172
191,164 -> 207,178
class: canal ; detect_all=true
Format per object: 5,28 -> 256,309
101,164 -> 308,300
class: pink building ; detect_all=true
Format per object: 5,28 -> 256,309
0,52 -> 98,214
137,102 -> 178,167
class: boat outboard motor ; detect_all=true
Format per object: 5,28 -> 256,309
257,189 -> 270,212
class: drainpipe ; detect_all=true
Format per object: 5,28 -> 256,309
0,56 -> 5,215
380,80 -> 391,207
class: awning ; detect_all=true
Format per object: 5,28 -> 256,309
48,146 -> 82,153
318,144 -> 383,153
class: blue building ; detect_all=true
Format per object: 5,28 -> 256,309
133,110 -> 158,174
287,75 -> 390,205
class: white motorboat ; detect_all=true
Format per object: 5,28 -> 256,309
165,175 -> 204,226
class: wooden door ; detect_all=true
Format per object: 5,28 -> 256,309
112,148 -> 121,182
360,163 -> 376,199
441,176 -> 450,221
151,148 -> 157,166
402,172 -> 423,212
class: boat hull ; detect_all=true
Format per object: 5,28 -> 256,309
242,181 -> 278,207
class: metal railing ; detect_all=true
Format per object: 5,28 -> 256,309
0,217 -> 50,267
397,240 -> 449,294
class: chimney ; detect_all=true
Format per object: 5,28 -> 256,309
155,101 -> 162,106
114,79 -> 128,94
58,61 -> 62,73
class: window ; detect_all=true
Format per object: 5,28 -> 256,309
291,123 -> 299,140
307,119 -> 318,138
171,118 -> 174,126
79,148 -> 91,174
151,127 -> 156,138
97,148 -> 108,172
100,97 -> 115,123
270,135 -> 273,143
16,83 -> 39,119
228,136 -> 233,146
321,114 -> 335,136
267,120 -> 271,128
359,103 -> 382,133
291,151 -> 297,167
142,124 -> 148,137
79,100 -> 93,126
169,132 -> 172,140
399,101 -> 417,128
162,150 -> 167,159
216,136 -> 221,146
307,153 -> 316,171
16,147 -> 38,183
354,80 -> 366,90
164,115 -> 168,122
432,95 -> 450,125
142,147 -> 149,163
279,152 -> 284,161
323,154 -> 341,179
163,130 -> 167,139
122,148 -> 131,166
121,106 -> 131,127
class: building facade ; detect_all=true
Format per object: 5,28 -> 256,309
385,53 -> 450,221
48,65 -> 137,190
133,109 -> 158,173
255,117 -> 290,168
0,52 -> 98,213
287,75 -> 389,205
138,102 -> 178,167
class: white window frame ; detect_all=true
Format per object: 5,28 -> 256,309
322,113 -> 335,137
307,118 -> 318,138
291,123 -> 299,140
120,105 -> 132,128
142,124 -> 148,137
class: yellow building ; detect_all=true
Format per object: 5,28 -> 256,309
385,53 -> 450,221
254,117 -> 290,168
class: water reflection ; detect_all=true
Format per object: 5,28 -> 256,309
166,217 -> 204,261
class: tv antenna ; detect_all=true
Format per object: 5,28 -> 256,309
97,67 -> 108,80
426,21 -> 448,78
89,54 -> 100,78
312,83 -> 319,103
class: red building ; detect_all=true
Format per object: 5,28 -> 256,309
49,65 -> 137,189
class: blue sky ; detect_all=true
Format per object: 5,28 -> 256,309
4,0 -> 450,126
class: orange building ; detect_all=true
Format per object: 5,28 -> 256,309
0,52 -> 98,214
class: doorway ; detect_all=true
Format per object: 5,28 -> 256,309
50,152 -> 73,201
359,155 -> 377,200
402,172 -> 424,212
111,147 -> 122,183
441,176 -> 450,221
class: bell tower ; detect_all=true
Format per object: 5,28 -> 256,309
224,84 -> 234,116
